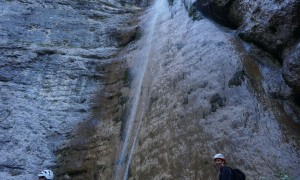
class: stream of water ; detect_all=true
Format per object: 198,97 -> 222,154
111,0 -> 166,179
111,0 -> 300,178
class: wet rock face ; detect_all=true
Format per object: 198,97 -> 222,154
283,44 -> 300,105
195,0 -> 299,60
195,0 -> 300,114
234,1 -> 299,59
1,0 -> 300,179
194,0 -> 237,28
196,0 -> 300,58
0,0 -> 141,179
126,0 -> 300,179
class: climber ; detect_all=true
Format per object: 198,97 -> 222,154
213,153 -> 232,180
38,169 -> 54,180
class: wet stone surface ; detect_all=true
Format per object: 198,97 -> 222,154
1,0 -> 300,179
0,0 -> 141,179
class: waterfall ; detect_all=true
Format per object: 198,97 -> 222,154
111,0 -> 168,179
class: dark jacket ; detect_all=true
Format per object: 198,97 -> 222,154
219,166 -> 233,180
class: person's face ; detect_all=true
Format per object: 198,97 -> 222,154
214,158 -> 224,169
38,176 -> 46,180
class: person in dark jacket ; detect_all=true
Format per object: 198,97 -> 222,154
213,153 -> 233,180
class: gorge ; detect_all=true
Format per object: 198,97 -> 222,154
0,0 -> 299,179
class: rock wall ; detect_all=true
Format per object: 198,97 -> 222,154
128,0 -> 300,179
195,0 -> 299,58
1,0 -> 299,179
195,0 -> 300,109
0,0 -> 141,179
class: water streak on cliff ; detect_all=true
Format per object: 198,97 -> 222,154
111,0 -> 165,179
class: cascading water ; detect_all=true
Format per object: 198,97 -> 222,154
1,0 -> 299,179
111,0 -> 168,179
113,0 -> 300,179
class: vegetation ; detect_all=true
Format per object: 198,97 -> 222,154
188,4 -> 203,21
74,0 -> 90,5
210,93 -> 226,112
274,169 -> 293,180
228,70 -> 246,87
168,0 -> 175,6
123,68 -> 132,87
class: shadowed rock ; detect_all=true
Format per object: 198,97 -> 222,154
194,0 -> 300,61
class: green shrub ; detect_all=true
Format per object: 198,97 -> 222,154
188,5 -> 203,21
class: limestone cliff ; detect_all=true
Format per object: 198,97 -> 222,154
0,0 -> 299,179
0,0 -> 141,179
195,0 -> 300,111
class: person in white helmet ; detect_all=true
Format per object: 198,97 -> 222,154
213,154 -> 232,180
37,169 -> 54,180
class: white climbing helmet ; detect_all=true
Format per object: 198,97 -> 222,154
213,153 -> 225,161
38,170 -> 54,180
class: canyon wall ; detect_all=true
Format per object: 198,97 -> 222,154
195,0 -> 300,110
0,0 -> 141,179
0,0 -> 299,179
